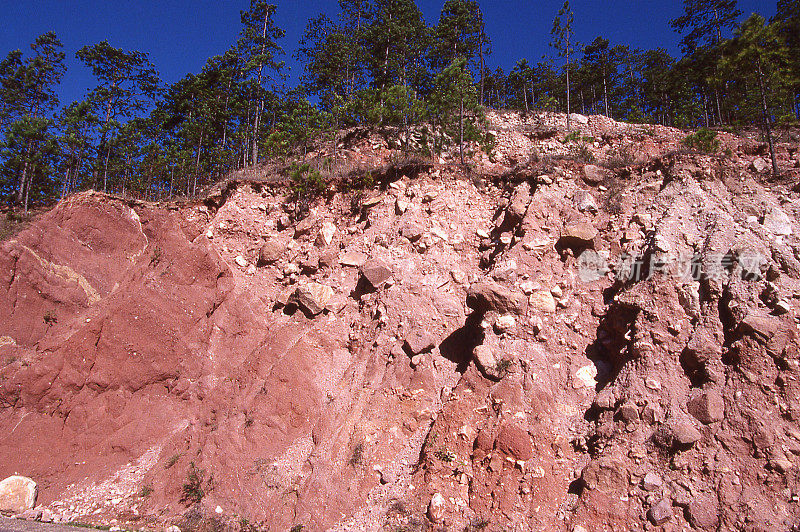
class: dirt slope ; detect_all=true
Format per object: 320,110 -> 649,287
1,112 -> 800,531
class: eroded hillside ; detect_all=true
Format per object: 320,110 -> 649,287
2,112 -> 800,531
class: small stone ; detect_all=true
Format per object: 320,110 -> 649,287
751,157 -> 770,173
428,492 -> 446,522
687,494 -> 719,529
529,290 -> 556,314
583,164 -> 610,184
258,240 -> 284,265
473,345 -> 500,380
395,199 -> 409,214
291,282 -> 334,316
763,206 -> 792,236
560,222 -> 598,246
340,251 -> 368,267
234,255 -> 248,268
215,505 -> 223,514
642,472 -> 663,491
573,365 -> 597,389
467,281 -> 527,315
617,402 -> 639,423
294,216 -> 318,238
245,264 -> 257,275
494,314 -> 516,333
0,476 -> 37,514
405,329 -> 436,355
550,285 -> 563,299
576,190 -> 598,213
687,390 -> 725,424
379,469 -> 397,485
166,526 -> 182,532
775,300 -> 791,314
496,423 -> 533,460
360,259 -> 392,288
476,228 -> 490,239
400,223 -> 424,242
647,498 -> 673,525
670,419 -> 702,446
645,378 -> 662,390
423,190 -> 439,203
362,195 -> 381,207
316,221 -> 336,247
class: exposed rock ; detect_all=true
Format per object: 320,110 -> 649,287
404,329 -> 435,355
687,390 -> 725,424
316,221 -> 337,247
290,282 -> 334,315
234,255 -> 248,268
647,498 -> 673,525
583,164 -> 610,184
340,251 -> 368,267
763,207 -> 792,236
529,290 -> 556,314
258,240 -> 284,265
360,259 -> 392,288
496,424 -> 533,461
428,492 -> 446,523
751,157 -> 769,173
0,476 -> 37,514
466,281 -> 527,315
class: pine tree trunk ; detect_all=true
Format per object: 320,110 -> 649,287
756,58 -> 779,175
459,93 -> 464,166
16,139 -> 33,204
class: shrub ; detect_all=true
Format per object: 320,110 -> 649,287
683,127 -> 720,153
181,462 -> 205,504
289,163 -> 326,217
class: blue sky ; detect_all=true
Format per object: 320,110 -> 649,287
0,0 -> 776,107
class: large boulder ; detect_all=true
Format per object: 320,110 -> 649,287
583,164 -> 610,185
0,476 -> 37,515
258,239 -> 284,266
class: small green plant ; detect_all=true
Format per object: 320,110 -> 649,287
149,247 -> 163,266
683,127 -> 720,153
290,163 -> 326,217
572,143 -> 596,163
434,448 -> 456,463
139,485 -> 153,498
181,462 -> 205,504
562,131 -> 595,144
348,442 -> 364,467
290,525 -> 305,532
165,453 -> 181,469
496,358 -> 513,377
43,310 -> 57,326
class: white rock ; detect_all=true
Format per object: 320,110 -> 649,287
763,207 -> 793,236
428,492 -> 446,522
573,365 -> 598,389
494,314 -> 516,333
215,505 -> 223,514
317,221 -> 336,247
234,255 -> 248,268
0,476 -> 37,514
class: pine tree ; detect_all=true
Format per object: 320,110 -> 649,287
550,1 -> 575,130
76,41 -> 160,192
719,14 -> 791,174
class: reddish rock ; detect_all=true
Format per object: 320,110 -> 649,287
495,423 -> 532,461
360,259 -> 392,288
687,390 -> 725,424
466,281 -> 527,315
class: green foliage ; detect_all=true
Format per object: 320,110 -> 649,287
289,163 -> 326,217
434,448 -> 456,462
164,453 -> 181,469
43,309 -> 57,326
181,462 -> 205,505
683,127 -> 720,152
139,485 -> 153,498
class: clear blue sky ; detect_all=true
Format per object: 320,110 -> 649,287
0,0 -> 776,107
